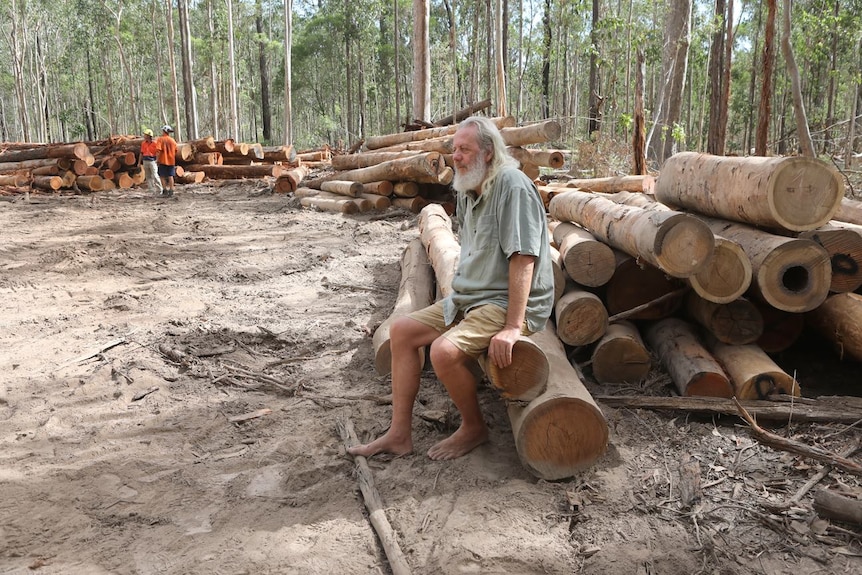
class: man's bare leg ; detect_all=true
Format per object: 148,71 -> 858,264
427,338 -> 488,460
347,317 -> 440,457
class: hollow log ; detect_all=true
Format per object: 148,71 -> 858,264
184,164 -> 283,179
506,147 -> 565,169
552,221 -> 616,287
603,251 -> 685,320
644,318 -> 733,397
707,339 -> 800,399
655,152 -> 844,232
331,151 -> 422,171
372,238 -> 435,376
565,175 -> 656,194
300,195 -> 358,214
308,153 -> 446,187
549,189 -> 714,278
320,180 -> 362,198
418,203 -> 459,297
508,321 -> 608,480
685,292 -> 763,345
176,143 -> 194,162
805,292 -> 862,362
554,287 -> 608,346
799,222 -> 862,293
500,120 -> 562,147
360,181 -> 394,196
590,320 -> 651,384
699,216 -> 831,313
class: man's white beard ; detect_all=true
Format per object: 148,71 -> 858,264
452,155 -> 488,193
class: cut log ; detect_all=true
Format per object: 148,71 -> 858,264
554,287 -> 608,346
433,98 -> 493,126
685,293 -> 764,345
75,175 -> 103,191
31,175 -> 63,190
564,175 -> 655,194
552,221 -> 616,287
799,222 -> 862,293
699,216 -> 831,313
590,320 -> 651,384
331,151 -> 422,171
275,165 -> 310,194
603,251 -> 685,320
214,139 -> 237,154
307,153 -> 446,187
368,137 -> 454,155
655,152 -> 844,232
320,180 -> 363,198
176,171 -> 205,184
805,292 -> 862,362
479,335 -> 550,401
360,193 -> 391,211
392,197 -> 429,213
831,197 -> 862,225
0,173 -> 29,187
184,164 -> 284,179
549,189 -> 715,278
418,203 -> 459,297
500,120 -> 562,147
189,136 -> 216,151
360,181 -> 394,196
392,182 -> 419,198
261,144 -> 296,163
707,339 -> 800,399
176,143 -> 194,162
193,152 -> 223,165
363,116 -> 515,150
548,245 -> 566,305
0,141 -> 92,163
519,162 -> 540,181
299,195 -> 358,214
0,158 -> 71,173
754,300 -> 805,353
508,321 -> 608,480
644,318 -> 733,397
506,147 -> 565,169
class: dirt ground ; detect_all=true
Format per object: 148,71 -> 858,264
1,181 -> 860,575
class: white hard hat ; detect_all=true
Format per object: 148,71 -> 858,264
162,124 -> 174,133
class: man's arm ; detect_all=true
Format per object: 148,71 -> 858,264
487,253 -> 535,368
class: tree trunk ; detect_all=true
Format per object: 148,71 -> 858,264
587,0 -> 601,136
360,181 -> 394,196
799,222 -> 862,293
256,0 -> 271,143
685,293 -> 763,345
655,152 -> 844,232
178,0 -> 198,140
499,120 -> 562,147
299,195 -> 360,214
493,0 -> 507,117
707,339 -> 799,399
331,151 -> 422,171
508,322 -> 608,480
590,320 -> 651,384
548,189 -> 714,278
506,147 -> 564,169
780,0 -> 814,157
552,221 -> 616,287
227,0 -> 240,138
632,49 -> 646,174
283,0 -> 293,145
554,287 -> 608,347
563,175 -> 654,193
274,165 -> 309,193
834,197 -> 862,225
183,164 -> 284,179
806,292 -> 862,362
320,180 -> 363,198
707,0 -> 726,155
0,142 -> 92,164
412,0 -> 430,122
644,317 -> 733,397
165,0 -> 182,139
755,0 -> 776,155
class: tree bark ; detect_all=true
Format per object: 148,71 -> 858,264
755,0 -> 776,155
412,0 -> 431,122
806,292 -> 862,362
780,0 -> 814,157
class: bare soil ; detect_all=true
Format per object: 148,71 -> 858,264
1,182 -> 860,575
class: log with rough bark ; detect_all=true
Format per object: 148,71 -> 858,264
0,174 -> 29,187
603,251 -> 685,320
644,318 -> 733,397
685,293 -> 764,345
418,203 -> 459,297
189,136 -> 216,151
506,147 -> 565,169
31,175 -> 63,190
184,164 -> 284,179
364,116 -> 516,150
331,151 -> 422,171
805,292 -> 862,362
500,120 -> 562,147
700,216 -> 831,313
176,143 -> 194,162
508,322 -> 608,480
275,165 -> 310,194
193,152 -> 223,165
655,152 -> 844,232
320,180 -> 362,198
708,339 -> 800,399
300,195 -> 359,214
307,153 -> 446,187
0,141 -> 93,164
214,139 -> 236,154
554,287 -> 608,347
814,490 -> 862,525
832,197 -> 862,225
552,221 -> 617,287
549,190 -> 715,278
590,320 -> 651,384
548,245 -> 566,305
799,221 -> 862,293
564,175 -> 656,194
433,98 -> 493,126
0,158 -> 75,173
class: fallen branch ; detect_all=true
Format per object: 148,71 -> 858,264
762,444 -> 861,512
595,394 -> 862,424
336,414 -> 412,575
814,489 -> 862,526
58,337 -> 127,368
734,398 -> 862,477
606,287 -> 689,323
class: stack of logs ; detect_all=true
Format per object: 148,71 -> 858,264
275,117 -> 566,215
372,151 -> 862,481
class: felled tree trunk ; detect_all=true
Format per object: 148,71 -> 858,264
299,195 -> 359,214
320,180 -> 362,198
754,300 -> 805,353
707,338 -> 800,399
309,153 -> 446,186
274,165 -> 309,194
500,120 -> 562,147
551,221 -> 616,287
331,151 -> 422,171
184,164 -> 284,179
685,293 -> 763,345
564,175 -> 655,193
508,322 -> 608,480
554,287 -> 608,347
805,292 -> 862,362
549,189 -> 714,278
644,318 -> 733,397
478,335 -> 550,401
655,152 -> 844,232
799,222 -> 862,293
590,321 -> 651,384
0,141 -> 93,163
833,197 -> 862,225
506,147 -> 564,169
418,203 -> 459,298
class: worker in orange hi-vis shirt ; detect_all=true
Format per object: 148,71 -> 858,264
155,124 -> 178,197
138,129 -> 163,195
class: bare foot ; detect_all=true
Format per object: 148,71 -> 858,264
427,425 -> 488,460
347,431 -> 413,458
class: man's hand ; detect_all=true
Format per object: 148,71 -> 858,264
488,325 -> 521,368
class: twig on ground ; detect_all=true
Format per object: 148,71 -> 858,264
58,337 -> 127,368
762,444 -> 861,512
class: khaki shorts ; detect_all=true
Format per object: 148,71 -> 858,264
409,301 -> 531,358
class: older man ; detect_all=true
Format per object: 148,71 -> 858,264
349,116 -> 554,461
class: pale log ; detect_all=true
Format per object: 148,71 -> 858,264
655,152 -> 843,232
708,339 -> 800,399
700,216 -> 831,313
176,143 -> 194,162
176,171 -> 205,184
418,203 -> 459,297
368,137 -> 454,155
0,158 -> 67,172
361,181 -> 394,196
508,322 -> 608,480
261,144 -> 296,163
0,141 -> 92,163
189,136 -> 216,151
307,153 -> 446,187
214,139 -> 237,154
320,180 -> 362,198
275,165 -> 310,194
685,293 -> 763,345
548,245 -> 566,305
519,162 -> 540,181
500,120 -> 562,147
300,195 -> 359,214
433,98 -> 493,126
506,147 -> 565,169
754,300 -> 805,353
360,193 -> 391,211
393,182 -> 419,198
363,116 -> 515,150
832,197 -> 862,225
296,149 -> 331,162
799,222 -> 862,293
193,152 -> 223,165
603,251 -> 685,320
549,190 -> 714,278
31,176 -> 63,190
331,151 -> 422,171
644,318 -> 733,397
565,175 -> 655,193
0,174 -> 29,187
392,197 -> 429,213
552,221 -> 615,287
184,164 -> 284,179
814,490 -> 862,526
805,292 -> 862,362
293,187 -> 319,199
590,321 -> 651,384
554,287 -> 608,346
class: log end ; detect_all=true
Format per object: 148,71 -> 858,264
654,214 -> 715,278
485,339 -> 550,401
757,239 -> 832,313
685,373 -> 734,398
688,237 -> 752,304
771,158 -> 845,232
736,372 -> 801,400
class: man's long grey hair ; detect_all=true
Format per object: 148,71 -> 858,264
459,116 -> 517,190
